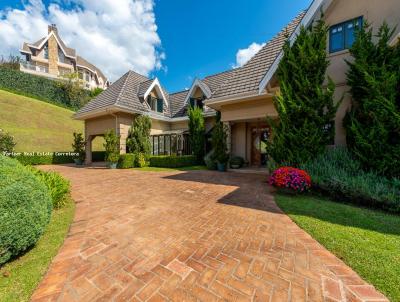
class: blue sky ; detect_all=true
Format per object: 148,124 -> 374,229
0,0 -> 310,92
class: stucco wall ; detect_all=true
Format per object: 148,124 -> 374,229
231,122 -> 247,160
220,97 -> 277,122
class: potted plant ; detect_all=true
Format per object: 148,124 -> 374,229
230,156 -> 244,169
103,130 -> 120,169
72,132 -> 85,165
211,121 -> 229,172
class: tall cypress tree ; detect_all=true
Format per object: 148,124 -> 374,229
188,106 -> 205,162
267,19 -> 338,166
345,22 -> 400,178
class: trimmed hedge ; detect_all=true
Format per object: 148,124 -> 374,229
301,147 -> 400,213
0,155 -> 52,265
118,153 -> 135,169
149,155 -> 197,168
29,167 -> 70,208
14,151 -> 106,165
0,67 -> 89,110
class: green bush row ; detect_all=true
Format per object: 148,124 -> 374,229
301,147 -> 400,213
29,167 -> 71,209
0,67 -> 89,110
14,151 -> 106,165
0,155 -> 52,265
149,155 -> 198,168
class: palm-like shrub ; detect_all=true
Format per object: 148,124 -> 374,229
0,155 -> 52,265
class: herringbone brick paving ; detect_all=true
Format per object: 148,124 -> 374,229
31,165 -> 388,302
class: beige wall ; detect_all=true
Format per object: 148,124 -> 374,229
231,122 -> 247,160
323,0 -> 400,144
220,97 -> 277,122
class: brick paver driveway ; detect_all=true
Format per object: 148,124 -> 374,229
31,166 -> 387,302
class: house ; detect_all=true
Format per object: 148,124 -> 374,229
20,24 -> 108,90
75,0 -> 400,165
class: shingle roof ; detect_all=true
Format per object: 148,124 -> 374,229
76,70 -> 148,116
77,55 -> 106,81
209,11 -> 305,99
75,11 -> 305,120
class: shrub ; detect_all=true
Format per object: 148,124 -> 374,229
267,19 -> 338,166
149,155 -> 197,168
345,22 -> 400,178
127,115 -> 152,159
104,130 -> 120,163
0,129 -> 16,153
188,106 -> 205,162
269,167 -> 311,193
118,153 -> 135,169
301,147 -> 400,212
0,155 -> 52,265
211,121 -> 229,164
15,152 -> 75,165
28,167 -> 70,208
0,67 -> 90,110
204,150 -> 217,170
135,153 -> 147,168
72,132 -> 85,162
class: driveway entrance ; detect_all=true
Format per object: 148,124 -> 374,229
31,166 -> 387,302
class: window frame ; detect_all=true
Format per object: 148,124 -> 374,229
329,16 -> 363,53
147,95 -> 163,113
189,97 -> 205,110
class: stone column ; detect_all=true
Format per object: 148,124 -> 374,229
223,121 -> 232,155
47,35 -> 59,76
85,135 -> 94,165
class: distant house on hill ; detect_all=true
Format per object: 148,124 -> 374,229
19,24 -> 108,90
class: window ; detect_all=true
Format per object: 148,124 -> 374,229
147,96 -> 163,113
43,44 -> 49,59
58,47 -> 65,63
329,17 -> 362,53
189,97 -> 204,110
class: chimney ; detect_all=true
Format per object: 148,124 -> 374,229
48,24 -> 57,34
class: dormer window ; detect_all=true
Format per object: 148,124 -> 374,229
147,96 -> 163,113
189,97 -> 204,110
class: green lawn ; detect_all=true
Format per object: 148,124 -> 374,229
132,165 -> 208,172
0,198 -> 75,302
0,89 -> 103,152
275,194 -> 400,301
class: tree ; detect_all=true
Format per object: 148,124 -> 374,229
266,19 -> 338,167
0,55 -> 21,70
72,132 -> 85,161
103,130 -> 120,163
211,120 -> 229,164
56,72 -> 90,108
345,22 -> 400,177
0,129 -> 16,153
126,115 -> 152,157
188,106 -> 205,162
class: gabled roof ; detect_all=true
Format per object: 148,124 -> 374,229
208,11 -> 305,101
75,70 -> 148,117
258,0 -> 333,93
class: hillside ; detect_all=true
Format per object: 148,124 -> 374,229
0,90 -> 103,152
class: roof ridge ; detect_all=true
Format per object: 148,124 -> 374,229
115,71 -> 132,104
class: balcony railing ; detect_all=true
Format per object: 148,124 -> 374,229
20,61 -> 49,74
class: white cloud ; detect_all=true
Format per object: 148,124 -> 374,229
233,42 -> 265,68
0,0 -> 164,80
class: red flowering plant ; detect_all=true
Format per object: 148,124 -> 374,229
269,167 -> 311,193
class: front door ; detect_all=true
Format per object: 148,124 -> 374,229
251,127 -> 270,166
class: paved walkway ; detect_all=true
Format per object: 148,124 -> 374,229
31,166 -> 387,302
